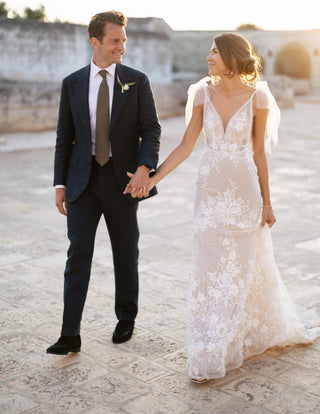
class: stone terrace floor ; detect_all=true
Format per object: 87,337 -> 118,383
0,95 -> 320,413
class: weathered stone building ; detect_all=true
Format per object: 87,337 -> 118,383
1,17 -> 319,132
0,17 -> 178,132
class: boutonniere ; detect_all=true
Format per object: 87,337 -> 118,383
117,75 -> 136,93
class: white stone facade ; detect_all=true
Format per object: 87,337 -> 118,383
0,18 -> 319,132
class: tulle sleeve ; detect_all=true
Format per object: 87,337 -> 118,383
256,81 -> 281,153
185,77 -> 210,125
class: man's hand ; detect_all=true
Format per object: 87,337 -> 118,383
123,165 -> 151,198
55,188 -> 67,216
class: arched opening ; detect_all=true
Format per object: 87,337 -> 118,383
274,41 -> 311,79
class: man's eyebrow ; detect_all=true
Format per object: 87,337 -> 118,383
111,37 -> 127,41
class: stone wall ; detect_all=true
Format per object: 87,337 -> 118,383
171,29 -> 315,109
1,18 -> 319,133
0,17 -> 178,132
0,18 -> 90,83
172,29 -> 320,88
125,18 -> 173,85
0,81 -> 60,132
0,17 -> 173,85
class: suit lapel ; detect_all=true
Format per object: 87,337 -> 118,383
72,65 -> 91,138
110,65 -> 130,133
70,64 -> 133,137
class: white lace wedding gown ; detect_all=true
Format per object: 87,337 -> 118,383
186,78 -> 319,380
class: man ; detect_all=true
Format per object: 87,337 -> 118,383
47,11 -> 161,355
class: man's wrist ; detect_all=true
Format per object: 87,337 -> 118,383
139,164 -> 151,172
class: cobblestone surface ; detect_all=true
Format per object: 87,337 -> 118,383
0,96 -> 320,413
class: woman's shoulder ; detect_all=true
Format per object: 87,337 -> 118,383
187,77 -> 211,106
188,77 -> 212,93
253,81 -> 275,109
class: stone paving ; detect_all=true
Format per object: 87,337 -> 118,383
1,96 -> 320,413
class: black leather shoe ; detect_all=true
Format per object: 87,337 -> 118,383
46,335 -> 81,355
112,320 -> 135,344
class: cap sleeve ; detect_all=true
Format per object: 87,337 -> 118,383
256,81 -> 281,153
185,77 -> 209,125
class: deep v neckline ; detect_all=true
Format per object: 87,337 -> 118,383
207,90 -> 256,134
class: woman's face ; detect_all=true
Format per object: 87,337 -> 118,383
206,42 -> 228,77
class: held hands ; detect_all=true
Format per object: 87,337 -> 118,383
261,205 -> 276,228
123,165 -> 156,199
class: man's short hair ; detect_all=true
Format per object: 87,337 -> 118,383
88,11 -> 127,41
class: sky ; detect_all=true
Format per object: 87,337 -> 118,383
5,0 -> 320,31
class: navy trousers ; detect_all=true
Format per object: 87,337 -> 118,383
61,158 -> 139,336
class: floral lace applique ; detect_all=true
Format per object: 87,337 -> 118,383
186,84 -> 313,380
194,179 -> 257,238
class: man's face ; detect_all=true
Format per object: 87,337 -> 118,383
92,22 -> 127,67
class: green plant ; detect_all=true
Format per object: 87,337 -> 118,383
0,1 -> 9,17
23,4 -> 46,21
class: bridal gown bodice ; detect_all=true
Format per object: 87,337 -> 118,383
195,89 -> 262,232
186,80 -> 316,380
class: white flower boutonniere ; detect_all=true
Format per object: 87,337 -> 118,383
117,75 -> 136,93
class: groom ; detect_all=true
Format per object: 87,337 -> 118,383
47,11 -> 161,354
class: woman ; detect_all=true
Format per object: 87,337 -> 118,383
125,33 -> 318,382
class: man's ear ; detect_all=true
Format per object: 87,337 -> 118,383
90,37 -> 99,49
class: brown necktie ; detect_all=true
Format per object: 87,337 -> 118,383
95,70 -> 110,166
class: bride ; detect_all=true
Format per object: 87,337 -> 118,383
125,32 -> 319,383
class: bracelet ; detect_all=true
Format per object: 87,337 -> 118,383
263,204 -> 272,208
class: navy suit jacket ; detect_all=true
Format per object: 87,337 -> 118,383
54,63 -> 161,203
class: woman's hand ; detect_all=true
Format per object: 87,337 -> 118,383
123,170 -> 156,198
261,206 -> 276,227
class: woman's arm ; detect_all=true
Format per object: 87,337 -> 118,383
252,107 -> 277,227
124,104 -> 203,197
150,105 -> 203,186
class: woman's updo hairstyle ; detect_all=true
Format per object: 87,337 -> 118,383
214,32 -> 261,82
